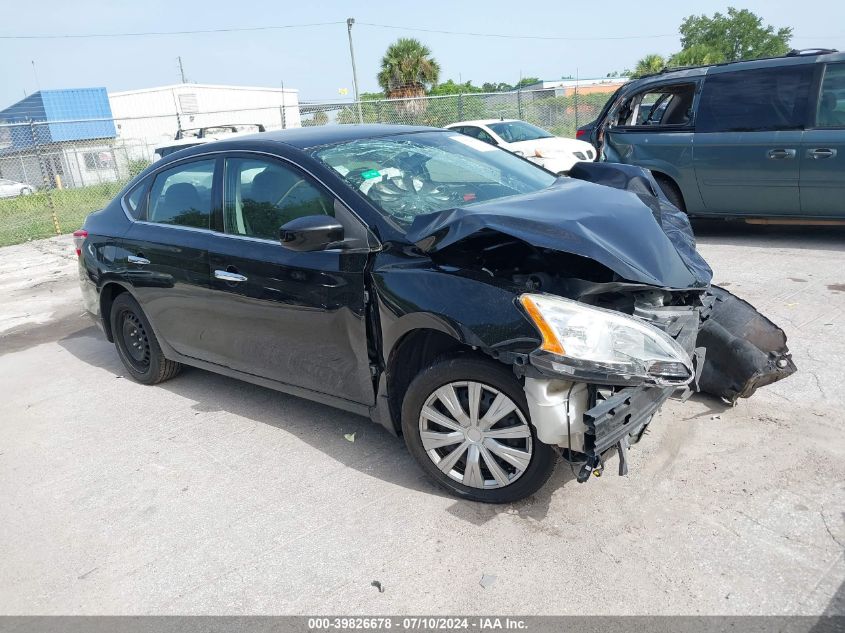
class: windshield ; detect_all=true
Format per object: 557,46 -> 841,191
488,121 -> 554,142
310,131 -> 555,228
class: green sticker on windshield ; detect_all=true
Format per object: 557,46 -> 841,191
361,169 -> 381,180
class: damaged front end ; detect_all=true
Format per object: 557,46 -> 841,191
406,161 -> 796,480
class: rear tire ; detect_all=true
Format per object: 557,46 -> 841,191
654,175 -> 686,212
19,187 -> 32,196
110,293 -> 182,385
401,355 -> 556,503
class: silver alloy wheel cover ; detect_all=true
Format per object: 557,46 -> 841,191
418,380 -> 533,489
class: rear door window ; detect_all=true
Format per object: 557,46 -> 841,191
147,160 -> 216,228
698,66 -> 813,133
816,63 -> 845,128
459,126 -> 497,145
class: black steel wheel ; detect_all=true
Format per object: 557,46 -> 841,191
110,292 -> 182,385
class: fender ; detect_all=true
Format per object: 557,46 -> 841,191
371,261 -> 541,367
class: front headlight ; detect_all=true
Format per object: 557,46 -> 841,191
519,293 -> 693,386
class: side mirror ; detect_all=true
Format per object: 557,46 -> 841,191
279,215 -> 344,252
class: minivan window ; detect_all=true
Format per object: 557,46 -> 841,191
147,160 -> 215,228
697,66 -> 813,133
618,84 -> 696,127
816,63 -> 845,128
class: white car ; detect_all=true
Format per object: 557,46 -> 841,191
0,178 -> 34,199
445,119 -> 596,174
154,124 -> 266,161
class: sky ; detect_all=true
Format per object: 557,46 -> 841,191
1,0 -> 843,108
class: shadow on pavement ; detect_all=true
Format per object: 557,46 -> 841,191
691,219 -> 845,253
58,327 -> 565,522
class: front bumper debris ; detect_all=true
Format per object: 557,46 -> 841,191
522,286 -> 797,484
696,286 -> 797,402
580,385 -> 674,480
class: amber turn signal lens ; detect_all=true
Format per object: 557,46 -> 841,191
519,295 -> 565,356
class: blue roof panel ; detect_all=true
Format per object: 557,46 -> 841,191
0,87 -> 115,146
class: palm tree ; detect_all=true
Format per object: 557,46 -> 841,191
377,38 -> 441,102
631,54 -> 666,78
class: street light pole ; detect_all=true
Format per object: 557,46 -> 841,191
346,18 -> 364,124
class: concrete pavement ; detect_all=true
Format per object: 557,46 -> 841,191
1,225 -> 843,615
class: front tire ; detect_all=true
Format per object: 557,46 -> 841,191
110,293 -> 182,385
401,355 -> 556,503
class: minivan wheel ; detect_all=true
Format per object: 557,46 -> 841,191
401,355 -> 556,503
654,175 -> 686,212
110,293 -> 182,385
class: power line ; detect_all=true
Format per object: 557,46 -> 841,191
0,21 -> 345,40
0,19 -> 839,42
357,22 -> 679,41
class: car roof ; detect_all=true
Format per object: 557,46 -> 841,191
447,119 -> 518,127
233,123 -> 442,149
629,49 -> 845,90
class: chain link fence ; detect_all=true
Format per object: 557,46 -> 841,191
0,87 -> 613,247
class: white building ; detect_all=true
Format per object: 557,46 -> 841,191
108,83 -> 301,161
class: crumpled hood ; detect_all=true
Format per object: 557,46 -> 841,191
406,176 -> 713,289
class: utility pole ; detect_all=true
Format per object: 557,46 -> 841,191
574,67 -> 579,129
31,61 -> 40,91
177,56 -> 187,84
346,18 -> 363,124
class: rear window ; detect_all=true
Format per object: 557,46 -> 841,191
697,66 -> 813,133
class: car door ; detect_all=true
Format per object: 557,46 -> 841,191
603,82 -> 698,207
800,62 -> 845,217
201,153 -> 377,405
0,179 -> 14,198
120,157 -> 218,360
693,64 -> 813,216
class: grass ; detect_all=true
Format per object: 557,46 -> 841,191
0,181 -> 127,247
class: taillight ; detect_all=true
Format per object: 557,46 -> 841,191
72,229 -> 88,258
576,129 -> 586,139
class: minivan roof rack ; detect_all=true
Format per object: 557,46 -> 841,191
639,48 -> 840,80
786,48 -> 838,56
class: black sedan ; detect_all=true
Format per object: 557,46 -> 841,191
74,125 -> 795,503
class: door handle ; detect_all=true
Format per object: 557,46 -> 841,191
214,269 -> 248,283
127,255 -> 150,265
767,148 -> 796,160
809,148 -> 837,159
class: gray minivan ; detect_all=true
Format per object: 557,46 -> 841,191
583,49 -> 845,219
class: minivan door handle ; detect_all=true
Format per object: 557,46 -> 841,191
809,148 -> 837,159
767,148 -> 796,160
127,255 -> 150,265
214,269 -> 248,283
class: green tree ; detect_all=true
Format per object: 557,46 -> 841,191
481,82 -> 514,92
631,54 -> 666,78
669,43 -> 724,67
678,7 -> 792,62
301,110 -> 329,126
428,79 -> 483,96
514,76 -> 541,89
377,38 -> 441,99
